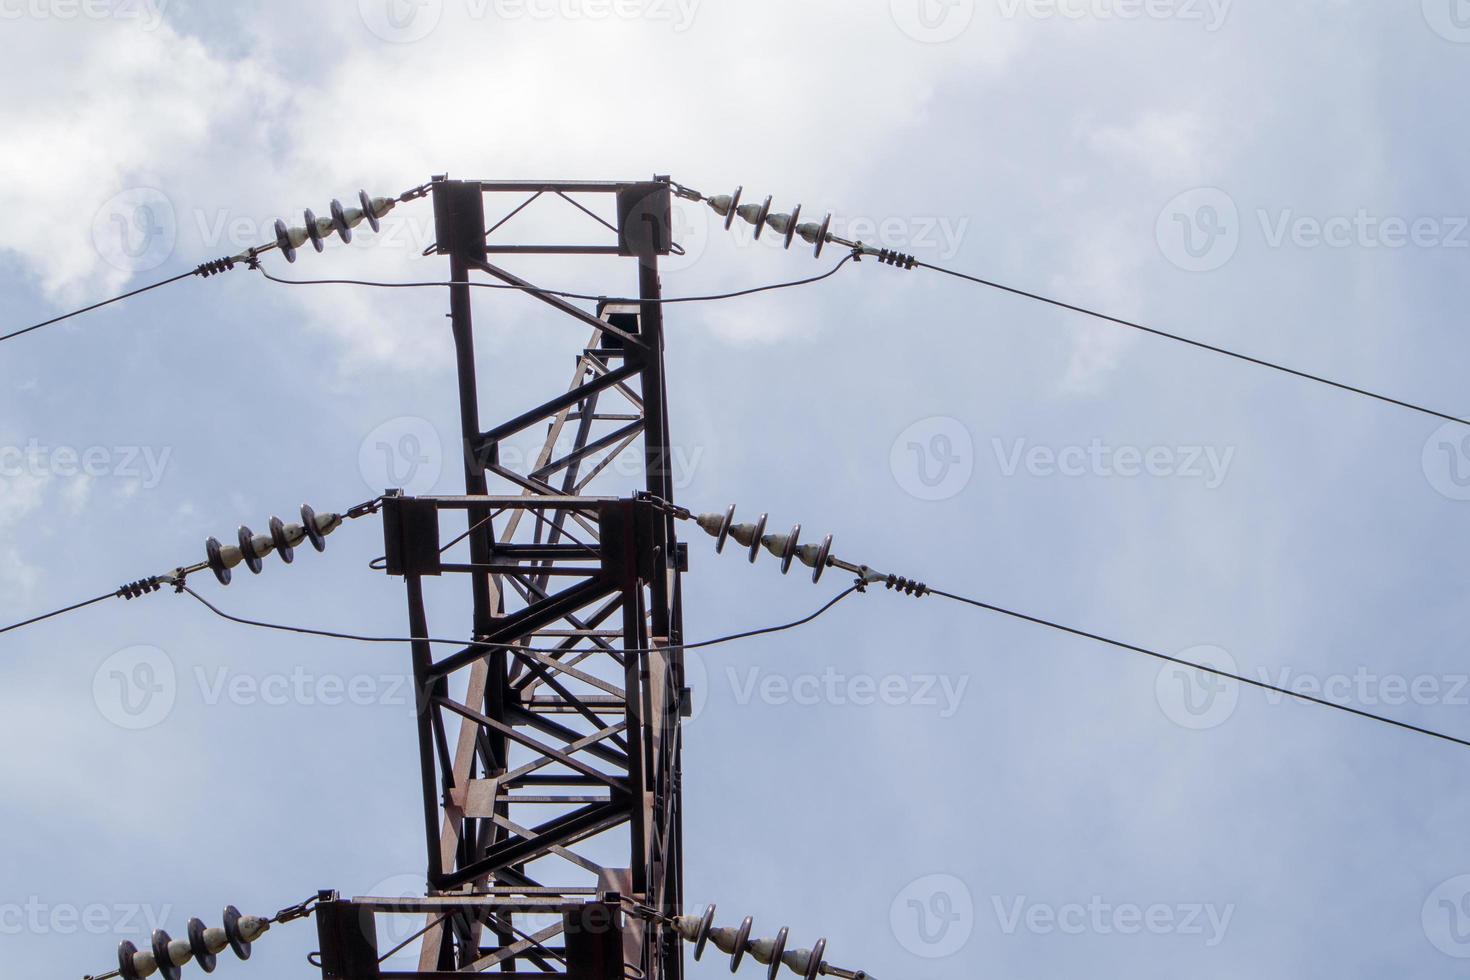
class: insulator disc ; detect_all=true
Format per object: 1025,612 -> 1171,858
730,916 -> 753,973
304,209 -> 326,252
767,927 -> 789,980
301,504 -> 327,552
724,186 -> 742,230
715,504 -> 735,553
223,905 -> 252,961
189,917 -> 218,973
812,534 -> 833,584
780,523 -> 801,574
753,196 -> 772,239
273,219 -> 297,263
813,213 -> 832,259
784,204 -> 802,249
269,516 -> 295,564
330,199 -> 353,243
152,929 -> 183,980
205,536 -> 231,586
237,526 -> 263,574
118,940 -> 141,980
747,514 -> 767,564
805,938 -> 827,980
694,904 -> 716,960
359,189 -> 381,233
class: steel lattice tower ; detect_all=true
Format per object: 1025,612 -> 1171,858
315,177 -> 689,979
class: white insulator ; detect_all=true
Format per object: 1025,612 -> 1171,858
219,544 -> 244,569
342,207 -> 367,228
238,916 -> 270,942
765,212 -> 795,235
313,511 -> 343,537
695,513 -> 725,537
707,194 -> 736,217
735,203 -> 764,226
281,522 -> 309,548
671,915 -> 703,942
760,532 -> 793,557
748,936 -> 781,964
167,938 -> 193,966
796,222 -> 825,244
782,948 -> 817,973
284,226 -> 309,248
249,533 -> 275,557
707,926 -> 744,955
315,214 -> 337,240
132,949 -> 159,977
203,926 -> 230,954
367,196 -> 396,219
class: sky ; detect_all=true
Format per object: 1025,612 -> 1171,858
2,0 -> 1469,977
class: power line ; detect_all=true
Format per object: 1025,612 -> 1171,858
914,260 -> 1470,428
180,582 -> 861,656
928,586 -> 1470,751
251,251 -> 857,306
0,267 -> 206,346
0,591 -> 116,635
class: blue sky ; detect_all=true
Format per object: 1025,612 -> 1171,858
2,1 -> 1470,977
